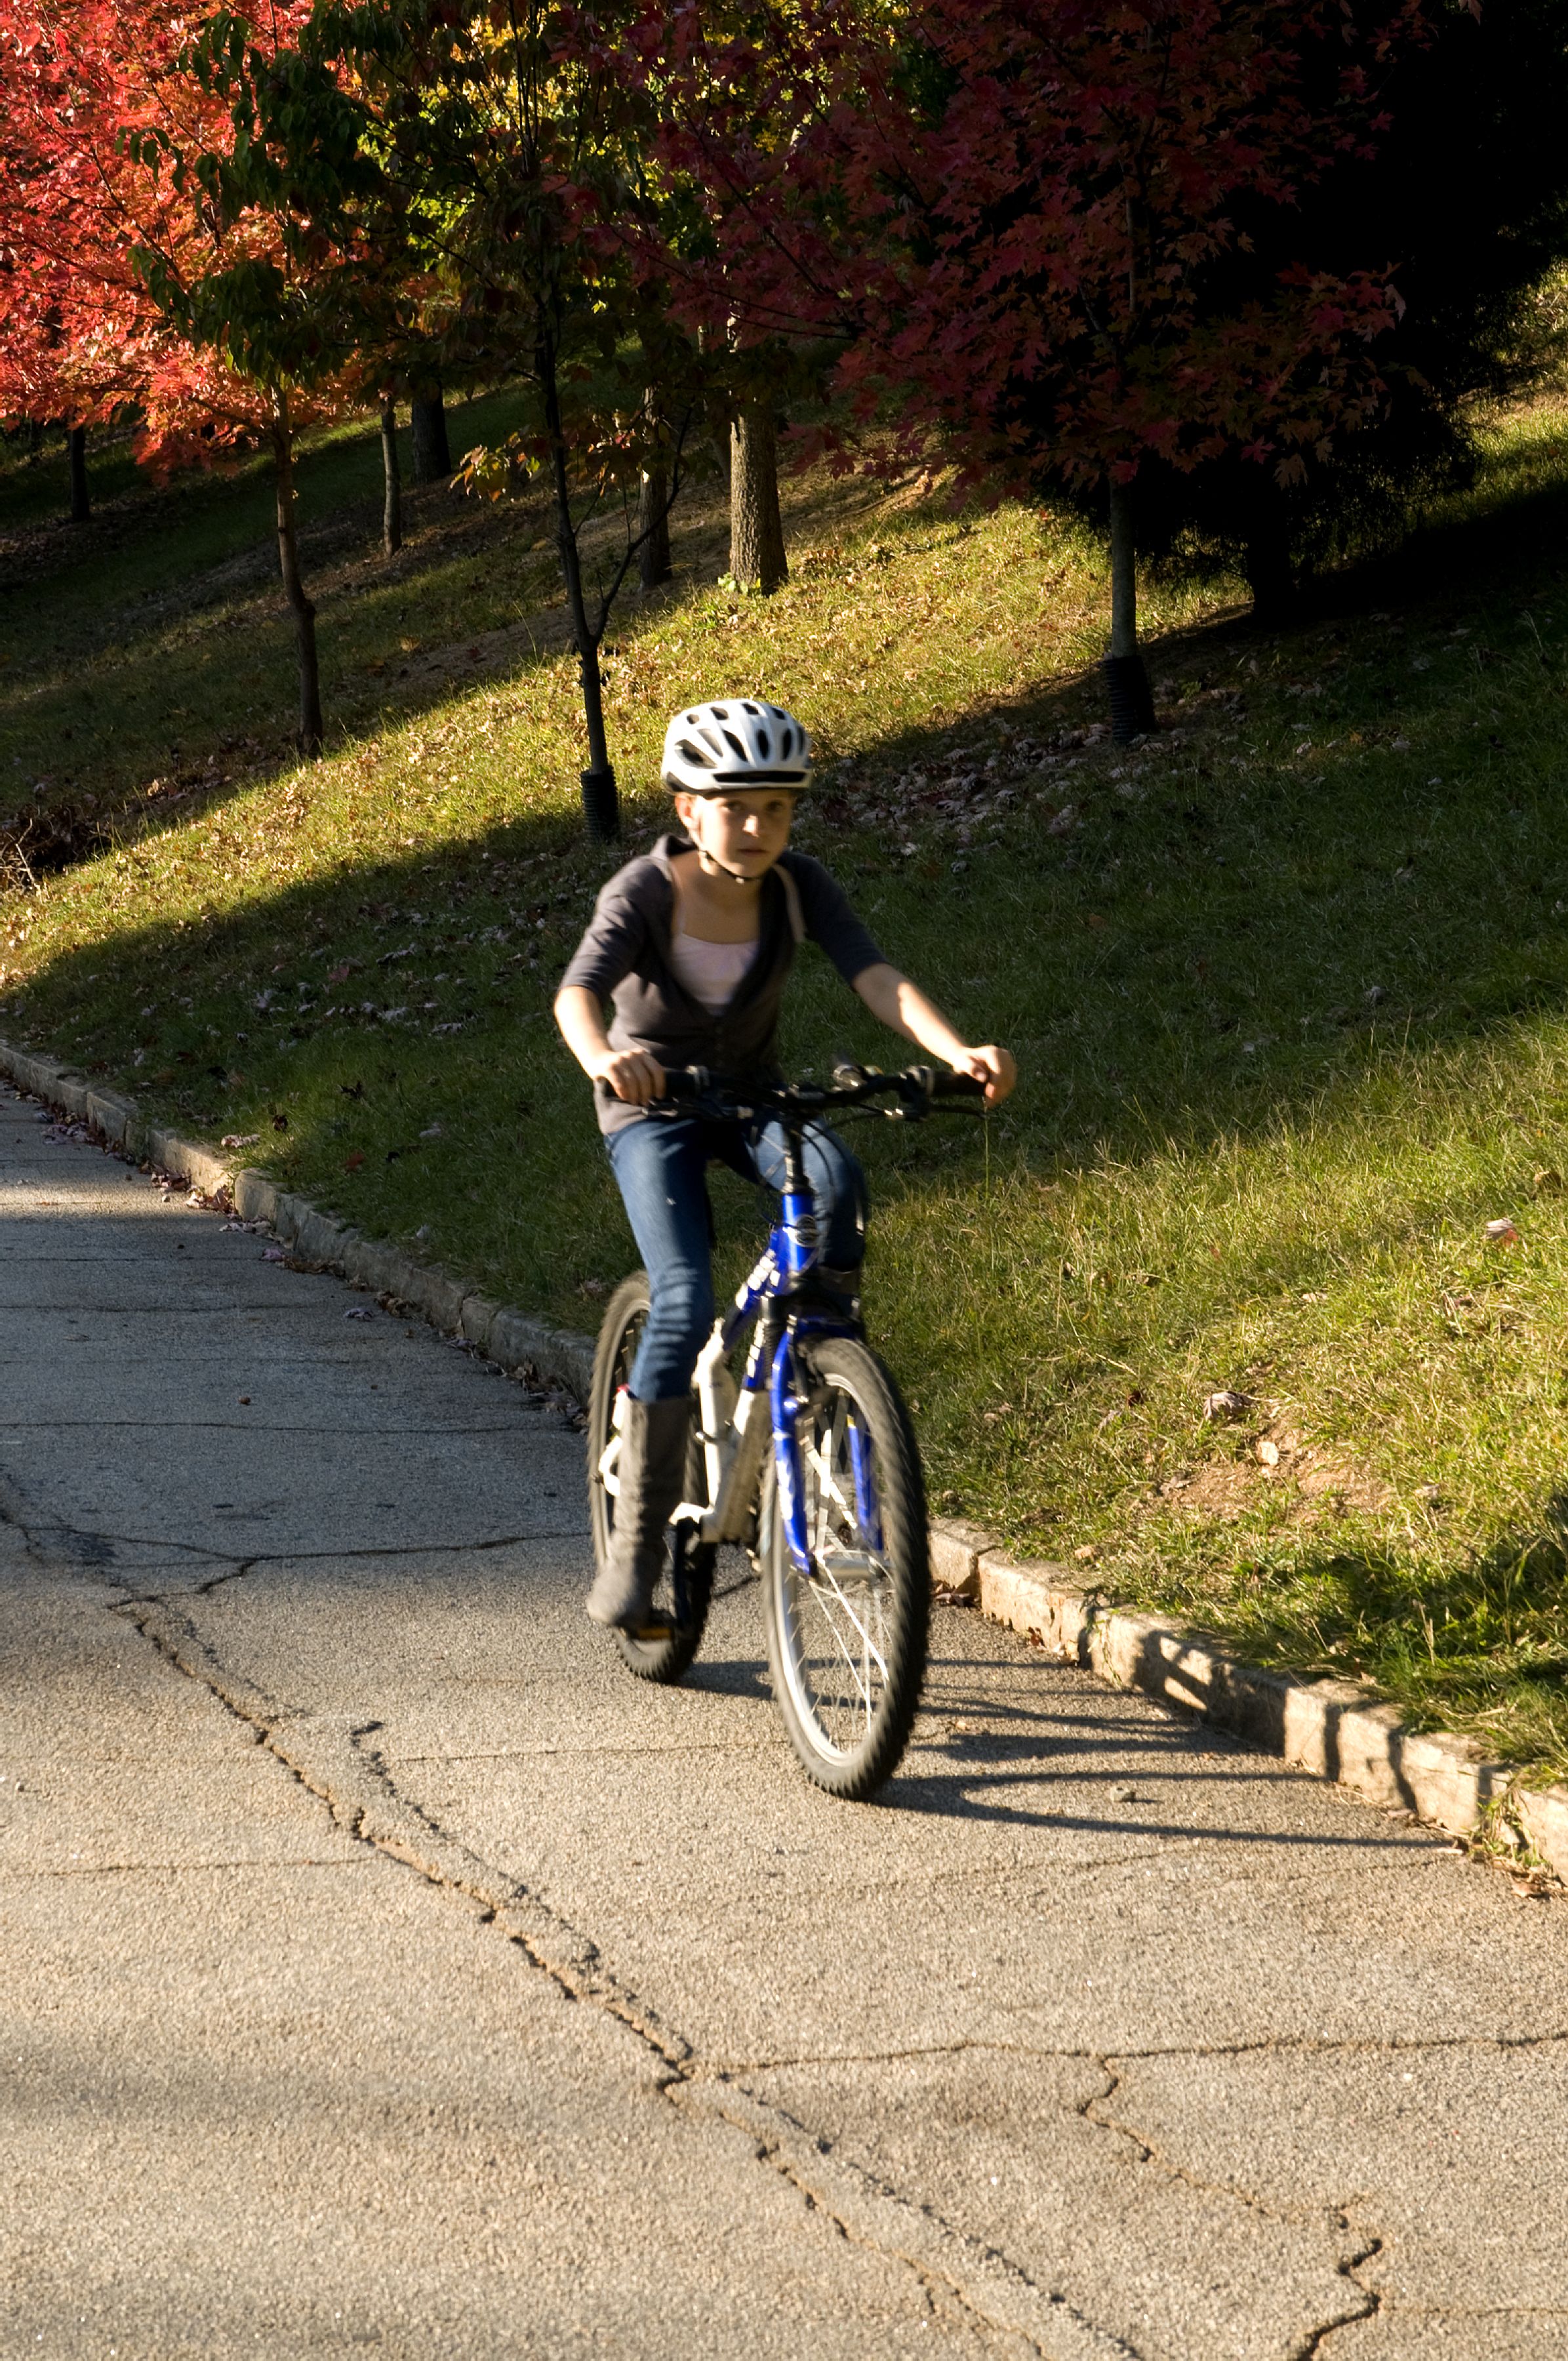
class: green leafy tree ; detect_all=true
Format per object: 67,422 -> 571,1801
249,0 -> 711,839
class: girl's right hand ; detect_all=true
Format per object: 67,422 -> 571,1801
593,1048 -> 668,1106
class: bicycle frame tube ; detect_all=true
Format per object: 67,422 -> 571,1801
769,1329 -> 814,1574
691,1126 -> 853,1558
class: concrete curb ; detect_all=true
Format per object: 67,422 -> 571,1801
6,1031 -> 1564,1882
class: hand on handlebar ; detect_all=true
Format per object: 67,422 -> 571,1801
593,1047 -> 668,1106
950,1044 -> 1016,1106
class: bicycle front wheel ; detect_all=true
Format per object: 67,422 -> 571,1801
761,1333 -> 929,1801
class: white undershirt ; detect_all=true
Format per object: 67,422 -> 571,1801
669,925 -> 757,1015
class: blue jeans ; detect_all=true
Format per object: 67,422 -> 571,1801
607,1114 -> 868,1400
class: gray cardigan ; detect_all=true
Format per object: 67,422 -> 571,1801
559,834 -> 886,1135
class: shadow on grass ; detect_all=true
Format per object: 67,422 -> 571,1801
1197,1514 -> 1568,1765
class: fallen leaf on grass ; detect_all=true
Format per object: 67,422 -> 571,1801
1203,1390 -> 1253,1422
343,1306 -> 374,1321
1485,1218 -> 1520,1245
1532,1168 -> 1562,1196
220,1133 -> 259,1148
328,963 -> 353,985
344,1151 -> 365,1171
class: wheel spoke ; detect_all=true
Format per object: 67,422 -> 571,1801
808,1564 -> 889,1687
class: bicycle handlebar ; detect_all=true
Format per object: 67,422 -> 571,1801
651,1062 -> 986,1120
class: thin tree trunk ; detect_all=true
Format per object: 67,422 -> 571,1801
1103,477 -> 1156,742
67,424 -> 89,523
542,347 -> 616,842
271,389 -> 324,757
639,384 -> 672,594
729,402 -> 787,593
410,382 -> 451,483
380,396 -> 403,557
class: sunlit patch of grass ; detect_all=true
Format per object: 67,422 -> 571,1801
7,392 -> 1568,1771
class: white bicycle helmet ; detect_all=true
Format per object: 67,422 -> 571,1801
660,698 -> 813,795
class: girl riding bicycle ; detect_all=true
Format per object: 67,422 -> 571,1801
556,696 -> 1016,1632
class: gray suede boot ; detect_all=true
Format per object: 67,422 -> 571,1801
586,1395 -> 692,1630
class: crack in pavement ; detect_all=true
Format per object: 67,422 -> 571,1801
113,1588 -> 1144,2360
1292,2235 -> 1382,2358
394,1740 -> 787,1763
0,1419 -> 542,1436
1375,2302 -> 1568,2319
670,2076 -> 1145,2361
1078,2067 -> 1384,2357
0,1520 -> 590,1593
0,1855 -> 377,1880
696,2024 -> 1568,2074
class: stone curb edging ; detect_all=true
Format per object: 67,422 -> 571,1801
5,1032 -> 1565,1884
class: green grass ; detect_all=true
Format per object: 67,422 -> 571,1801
7,392 -> 1568,1776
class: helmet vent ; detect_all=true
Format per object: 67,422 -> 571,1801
660,697 -> 813,797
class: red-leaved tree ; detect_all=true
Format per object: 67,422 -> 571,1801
0,0 -> 355,754
638,0 -> 1427,734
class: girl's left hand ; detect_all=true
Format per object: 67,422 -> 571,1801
954,1045 -> 1016,1106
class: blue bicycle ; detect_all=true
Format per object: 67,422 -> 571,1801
588,1061 -> 983,1800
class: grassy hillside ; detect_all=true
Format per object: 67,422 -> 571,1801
6,392 -> 1568,1775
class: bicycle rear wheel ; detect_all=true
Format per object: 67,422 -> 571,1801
588,1272 -> 714,1684
760,1332 -> 929,1800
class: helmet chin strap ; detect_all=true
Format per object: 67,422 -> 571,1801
696,844 -> 757,888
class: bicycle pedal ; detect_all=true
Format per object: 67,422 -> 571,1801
630,1619 -> 675,1641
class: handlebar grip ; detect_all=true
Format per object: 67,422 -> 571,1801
654,1065 -> 710,1102
933,1071 -> 987,1099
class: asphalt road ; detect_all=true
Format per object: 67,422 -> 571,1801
3,1077 -> 1565,2360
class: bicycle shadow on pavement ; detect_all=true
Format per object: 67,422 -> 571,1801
885,1642 -> 1436,1851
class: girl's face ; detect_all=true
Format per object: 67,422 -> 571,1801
675,788 -> 797,879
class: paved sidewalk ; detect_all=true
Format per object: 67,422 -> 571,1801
3,1078 -> 1565,2360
